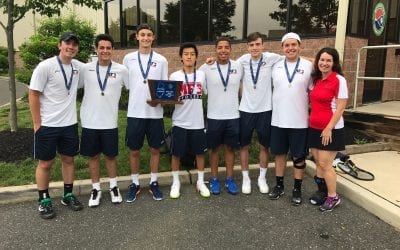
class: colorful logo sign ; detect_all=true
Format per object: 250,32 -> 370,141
372,2 -> 387,36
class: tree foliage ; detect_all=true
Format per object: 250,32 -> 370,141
19,15 -> 97,70
163,0 -> 236,42
0,0 -> 101,132
269,0 -> 338,34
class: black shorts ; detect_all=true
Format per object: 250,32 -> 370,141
80,128 -> 119,157
171,126 -> 207,157
270,126 -> 308,157
33,124 -> 79,161
206,118 -> 240,150
126,117 -> 164,150
308,127 -> 345,151
240,111 -> 271,148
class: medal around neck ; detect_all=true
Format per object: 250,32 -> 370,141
147,79 -> 183,105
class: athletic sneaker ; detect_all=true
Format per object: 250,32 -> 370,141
88,189 -> 102,207
309,190 -> 327,205
268,185 -> 284,200
126,183 -> 141,203
196,181 -> 210,198
241,176 -> 251,194
149,181 -> 163,201
257,177 -> 269,194
110,186 -> 122,204
169,182 -> 181,199
225,177 -> 238,195
38,198 -> 55,219
209,177 -> 221,195
291,188 -> 302,206
61,193 -> 83,211
320,194 -> 341,212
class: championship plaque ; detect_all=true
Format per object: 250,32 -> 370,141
147,79 -> 183,105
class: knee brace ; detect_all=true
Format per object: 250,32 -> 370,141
292,156 -> 306,169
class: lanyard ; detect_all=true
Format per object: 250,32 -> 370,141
250,54 -> 263,89
284,58 -> 300,87
183,68 -> 197,95
56,56 -> 74,95
96,61 -> 112,96
138,50 -> 153,83
217,61 -> 231,92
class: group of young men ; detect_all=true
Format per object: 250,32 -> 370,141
29,23 -> 313,220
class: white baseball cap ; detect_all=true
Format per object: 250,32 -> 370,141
281,32 -> 301,43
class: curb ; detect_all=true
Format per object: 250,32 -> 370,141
0,164 -> 266,205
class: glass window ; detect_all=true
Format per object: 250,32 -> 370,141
248,1 -> 285,39
181,0 -> 209,42
220,0 -> 244,40
160,0 -> 180,44
348,0 -> 367,36
107,0 -> 121,47
291,0 -> 338,36
140,0 -> 157,29
122,0 -> 138,47
387,0 -> 399,42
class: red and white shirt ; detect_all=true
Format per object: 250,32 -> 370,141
309,72 -> 348,130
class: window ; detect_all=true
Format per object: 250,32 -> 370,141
387,0 -> 399,42
248,1 -> 284,39
106,0 -> 121,47
122,0 -> 138,47
160,0 -> 180,44
348,0 -> 368,36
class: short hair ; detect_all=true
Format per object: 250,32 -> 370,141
95,34 -> 114,48
247,32 -> 263,43
179,43 -> 198,57
312,47 -> 344,79
136,23 -> 154,33
215,37 -> 231,47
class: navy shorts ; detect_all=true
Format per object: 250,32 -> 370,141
270,126 -> 308,158
308,127 -> 345,151
33,124 -> 79,161
80,128 -> 119,157
240,111 -> 271,148
206,118 -> 240,150
126,118 -> 164,150
171,126 -> 207,157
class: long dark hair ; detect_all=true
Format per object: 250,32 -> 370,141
311,47 -> 343,80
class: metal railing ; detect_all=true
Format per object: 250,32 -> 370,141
353,44 -> 400,109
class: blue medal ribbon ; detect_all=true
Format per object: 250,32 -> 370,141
138,50 -> 153,83
284,58 -> 300,87
96,61 -> 112,96
183,68 -> 196,95
56,56 -> 74,95
217,61 -> 231,92
250,54 -> 263,89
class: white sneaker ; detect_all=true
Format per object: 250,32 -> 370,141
257,177 -> 269,194
242,176 -> 251,194
110,186 -> 122,204
169,182 -> 181,199
196,181 -> 210,198
88,189 -> 101,207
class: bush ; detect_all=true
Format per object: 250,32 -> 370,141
19,14 -> 96,70
15,69 -> 33,84
0,54 -> 8,72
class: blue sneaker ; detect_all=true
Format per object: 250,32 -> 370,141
225,177 -> 238,195
209,177 -> 221,195
126,183 -> 141,203
149,181 -> 163,201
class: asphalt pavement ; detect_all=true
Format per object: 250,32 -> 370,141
1,167 -> 400,249
0,76 -> 28,106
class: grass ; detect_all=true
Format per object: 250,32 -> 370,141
0,98 -> 261,186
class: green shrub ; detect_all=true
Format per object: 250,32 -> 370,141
15,68 -> 33,84
0,54 -> 8,71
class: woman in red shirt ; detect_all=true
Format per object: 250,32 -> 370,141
308,47 -> 348,212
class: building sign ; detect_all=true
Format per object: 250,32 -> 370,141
372,2 -> 387,36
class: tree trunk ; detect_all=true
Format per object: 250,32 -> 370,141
7,0 -> 18,132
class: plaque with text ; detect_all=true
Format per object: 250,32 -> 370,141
147,79 -> 183,105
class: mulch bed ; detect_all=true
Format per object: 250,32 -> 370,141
0,126 -> 377,164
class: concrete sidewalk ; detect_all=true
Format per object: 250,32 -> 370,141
1,142 -> 399,230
